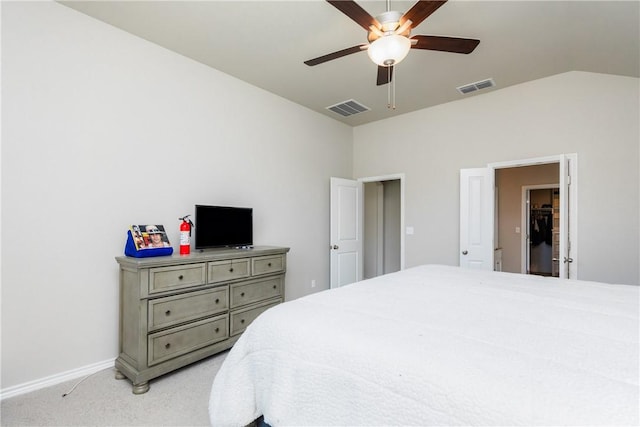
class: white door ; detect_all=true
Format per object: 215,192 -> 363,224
459,168 -> 494,269
330,177 -> 364,288
559,154 -> 577,279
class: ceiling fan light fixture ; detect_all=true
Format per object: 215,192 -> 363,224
367,34 -> 411,67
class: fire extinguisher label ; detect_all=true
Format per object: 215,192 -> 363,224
180,231 -> 190,245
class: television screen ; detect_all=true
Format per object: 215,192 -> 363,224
195,205 -> 253,249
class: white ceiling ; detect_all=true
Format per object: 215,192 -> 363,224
59,0 -> 639,126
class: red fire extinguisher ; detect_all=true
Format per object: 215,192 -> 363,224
179,215 -> 194,255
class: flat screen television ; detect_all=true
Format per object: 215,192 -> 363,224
195,205 -> 253,249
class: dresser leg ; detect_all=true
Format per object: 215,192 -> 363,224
115,368 -> 149,394
132,381 -> 150,394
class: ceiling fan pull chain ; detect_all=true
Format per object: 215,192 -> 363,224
387,67 -> 391,108
392,67 -> 397,110
387,66 -> 396,110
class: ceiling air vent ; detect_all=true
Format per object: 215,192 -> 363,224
456,78 -> 496,95
327,99 -> 370,117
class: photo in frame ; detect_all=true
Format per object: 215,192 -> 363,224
130,224 -> 172,250
125,225 -> 174,258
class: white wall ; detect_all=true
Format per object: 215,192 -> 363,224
354,71 -> 639,286
1,1 -> 352,390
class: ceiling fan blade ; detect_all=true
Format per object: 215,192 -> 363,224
304,44 -> 367,66
376,66 -> 393,86
400,1 -> 448,29
411,35 -> 480,54
327,0 -> 380,31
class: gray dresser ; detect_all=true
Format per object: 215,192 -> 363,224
114,246 -> 289,394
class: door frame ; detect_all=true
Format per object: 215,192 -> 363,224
489,153 -> 578,279
358,173 -> 406,271
521,184 -> 560,275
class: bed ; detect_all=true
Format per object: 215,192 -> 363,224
209,265 -> 639,426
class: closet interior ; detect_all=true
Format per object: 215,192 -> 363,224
528,188 -> 560,277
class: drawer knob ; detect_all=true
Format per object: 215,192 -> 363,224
273,285 -> 277,289
215,298 -> 219,304
268,262 -> 272,267
165,310 -> 171,316
240,319 -> 245,324
165,343 -> 171,349
240,292 -> 245,297
215,327 -> 220,333
178,275 -> 184,280
229,268 -> 234,273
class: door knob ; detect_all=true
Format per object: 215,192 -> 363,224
462,250 -> 468,255
564,257 -> 574,263
331,245 -> 339,250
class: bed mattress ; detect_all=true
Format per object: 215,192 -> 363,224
209,265 -> 639,426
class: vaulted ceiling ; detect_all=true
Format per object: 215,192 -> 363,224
60,1 -> 640,126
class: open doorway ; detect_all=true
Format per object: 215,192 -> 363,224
494,163 -> 563,276
329,174 -> 404,288
461,154 -> 577,279
361,175 -> 404,280
363,180 -> 401,279
524,186 -> 560,277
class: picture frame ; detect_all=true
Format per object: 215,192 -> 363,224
125,224 -> 173,258
130,224 -> 171,250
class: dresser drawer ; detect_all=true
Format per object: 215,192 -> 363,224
252,255 -> 284,276
208,259 -> 250,284
148,287 -> 229,332
230,276 -> 283,309
148,315 -> 228,366
230,300 -> 280,336
149,263 -> 206,294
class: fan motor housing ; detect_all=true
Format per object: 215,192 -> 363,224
368,10 -> 410,42
378,10 -> 402,30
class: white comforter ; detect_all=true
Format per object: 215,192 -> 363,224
209,265 -> 639,426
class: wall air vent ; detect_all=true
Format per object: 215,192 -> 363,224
456,78 -> 496,95
327,99 -> 370,117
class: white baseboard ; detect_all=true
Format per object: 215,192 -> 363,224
1,358 -> 116,401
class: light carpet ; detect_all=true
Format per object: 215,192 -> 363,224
1,351 -> 228,426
